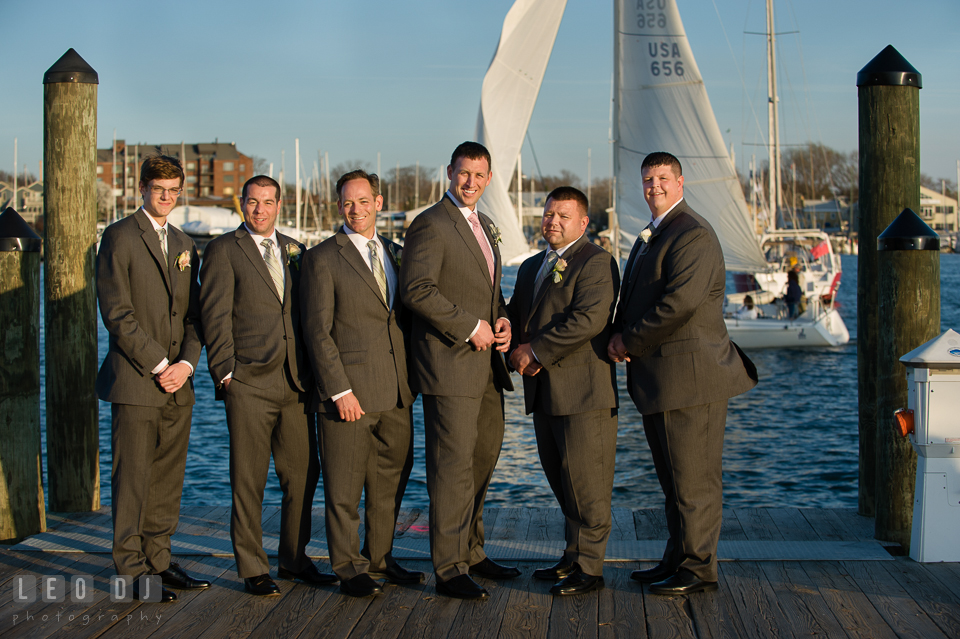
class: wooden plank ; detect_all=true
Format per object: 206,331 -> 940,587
688,562 -> 750,639
289,584 -> 374,639
830,509 -> 877,541
526,507 -> 564,542
720,509 -> 747,542
178,506 -> 231,539
548,580 -> 599,639
880,558 -> 960,639
395,572 -> 463,639
842,560 -> 950,639
42,508 -> 112,538
194,562 -> 287,639
402,509 -> 430,540
732,509 -> 783,542
494,561 -> 550,639
640,582 -> 696,639
599,562 -> 647,639
765,508 -> 820,542
247,580 -> 336,639
721,561 -> 796,638
800,561 -> 898,639
609,508 -> 636,541
633,509 -> 667,541
347,560 -> 434,639
799,509 -> 853,542
447,565 -> 516,638
488,507 -> 531,541
924,562 -> 960,604
310,506 -> 328,541
175,505 -> 218,535
758,561 -> 850,639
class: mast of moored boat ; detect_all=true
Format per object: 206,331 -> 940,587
766,0 -> 782,231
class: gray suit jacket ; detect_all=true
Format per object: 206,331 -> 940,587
95,208 -> 201,407
399,195 -> 513,397
614,199 -> 757,414
300,230 -> 414,414
199,225 -> 311,394
507,235 -> 620,416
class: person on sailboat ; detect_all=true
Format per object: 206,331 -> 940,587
608,151 -> 757,596
785,269 -> 803,318
735,295 -> 759,320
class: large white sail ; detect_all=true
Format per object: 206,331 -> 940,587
476,0 -> 567,264
614,0 -> 767,272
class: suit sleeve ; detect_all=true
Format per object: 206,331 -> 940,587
96,226 -> 168,375
198,239 -> 237,384
399,213 -> 482,342
300,248 -> 352,403
177,241 -> 203,369
531,252 -> 620,366
619,225 -> 716,357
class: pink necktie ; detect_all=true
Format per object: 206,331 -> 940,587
468,211 -> 495,284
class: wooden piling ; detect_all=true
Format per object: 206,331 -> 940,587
43,49 -> 101,512
0,208 -> 46,542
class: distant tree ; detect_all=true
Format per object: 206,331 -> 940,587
251,156 -> 270,176
921,173 -> 958,200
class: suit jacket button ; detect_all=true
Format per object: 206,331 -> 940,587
389,349 -> 394,354
172,311 -> 177,316
172,341 -> 177,346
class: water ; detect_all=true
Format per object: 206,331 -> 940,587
37,254 -> 960,510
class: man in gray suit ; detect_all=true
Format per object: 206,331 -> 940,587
300,169 -> 422,598
608,152 -> 757,595
399,141 -> 517,600
200,175 -> 335,596
96,155 -> 209,602
507,187 -> 620,596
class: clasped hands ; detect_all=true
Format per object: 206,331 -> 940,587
469,317 -> 511,353
606,333 -> 631,363
509,343 -> 542,376
155,362 -> 191,393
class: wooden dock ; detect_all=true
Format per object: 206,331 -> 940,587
3,506 -> 960,638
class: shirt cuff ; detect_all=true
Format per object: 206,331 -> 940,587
176,360 -> 195,376
151,358 -> 169,375
466,320 -> 482,342
331,389 -> 352,402
220,372 -> 233,384
530,346 -> 540,364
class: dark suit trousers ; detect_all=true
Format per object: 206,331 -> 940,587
111,398 -> 192,579
318,404 -> 414,580
224,368 -> 320,578
422,369 -> 505,581
643,400 -> 727,582
533,407 -> 618,576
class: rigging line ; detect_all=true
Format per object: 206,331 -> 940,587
525,131 -> 546,189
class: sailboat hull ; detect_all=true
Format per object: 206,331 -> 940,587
725,308 -> 849,348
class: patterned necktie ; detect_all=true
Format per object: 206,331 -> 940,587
533,250 -> 558,297
630,223 -> 654,284
467,211 -> 495,284
157,227 -> 168,262
367,240 -> 389,304
261,238 -> 284,299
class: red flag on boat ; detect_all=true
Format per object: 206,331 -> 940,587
810,241 -> 829,259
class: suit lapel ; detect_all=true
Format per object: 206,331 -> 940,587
236,225 -> 282,303
528,235 -> 590,322
136,209 -> 173,295
337,231 -> 389,309
445,197 -> 494,291
381,235 -> 401,310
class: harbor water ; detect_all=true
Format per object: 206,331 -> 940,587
37,254 -> 960,510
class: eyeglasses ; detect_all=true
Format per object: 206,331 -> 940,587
149,186 -> 183,197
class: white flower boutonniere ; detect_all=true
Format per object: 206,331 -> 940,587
286,243 -> 302,270
176,250 -> 191,271
386,243 -> 402,267
551,258 -> 568,284
640,228 -> 653,244
489,223 -> 503,246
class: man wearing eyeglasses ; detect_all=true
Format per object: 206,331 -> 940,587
96,155 -> 208,602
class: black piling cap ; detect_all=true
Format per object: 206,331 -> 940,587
43,48 -> 98,85
857,45 -> 921,88
877,208 -> 939,251
0,207 -> 43,252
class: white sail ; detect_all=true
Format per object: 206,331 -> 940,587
476,0 -> 568,264
614,0 -> 767,273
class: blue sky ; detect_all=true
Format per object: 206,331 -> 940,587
3,0 -> 958,185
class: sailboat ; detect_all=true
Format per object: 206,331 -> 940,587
612,0 -> 849,348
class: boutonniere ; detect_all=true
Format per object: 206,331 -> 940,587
286,243 -> 302,270
640,228 -> 653,244
551,258 -> 568,283
386,243 -> 402,267
176,250 -> 191,271
488,223 -> 503,246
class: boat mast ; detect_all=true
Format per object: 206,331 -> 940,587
766,0 -> 782,230
610,2 -> 622,264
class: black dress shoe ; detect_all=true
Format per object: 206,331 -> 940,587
436,574 -> 489,600
533,558 -> 576,581
277,564 -> 338,585
469,557 -> 521,580
244,574 -> 281,596
648,569 -> 718,596
158,562 -> 211,590
133,582 -> 177,602
339,574 -> 383,598
630,564 -> 676,584
370,563 -> 425,584
549,565 -> 605,596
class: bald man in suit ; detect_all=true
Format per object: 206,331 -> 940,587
200,175 -> 334,596
300,169 -> 422,598
96,154 -> 208,602
609,152 -> 757,596
399,141 -> 516,600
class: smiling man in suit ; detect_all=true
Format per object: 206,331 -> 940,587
507,186 -> 620,596
300,169 -> 422,598
399,141 -> 517,600
608,152 -> 757,596
200,175 -> 335,596
96,155 -> 208,602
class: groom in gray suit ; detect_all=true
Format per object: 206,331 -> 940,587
200,175 -> 334,596
507,187 -> 620,596
399,141 -> 517,600
96,155 -> 208,602
300,169 -> 422,598
608,152 -> 757,595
